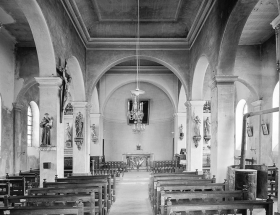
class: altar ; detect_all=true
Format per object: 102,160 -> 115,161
122,153 -> 154,171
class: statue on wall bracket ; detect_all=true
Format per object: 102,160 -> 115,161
193,115 -> 201,148
40,113 -> 53,146
65,122 -> 72,148
74,112 -> 84,150
57,59 -> 72,123
90,124 -> 98,143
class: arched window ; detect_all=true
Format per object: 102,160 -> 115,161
29,101 -> 40,148
27,105 -> 33,146
272,82 -> 279,152
0,96 -> 2,153
236,99 -> 248,150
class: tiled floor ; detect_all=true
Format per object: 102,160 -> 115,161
109,171 -> 153,215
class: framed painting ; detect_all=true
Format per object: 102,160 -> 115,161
261,124 -> 269,135
247,126 -> 253,137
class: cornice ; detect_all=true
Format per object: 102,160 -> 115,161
271,15 -> 280,29
186,0 -> 216,49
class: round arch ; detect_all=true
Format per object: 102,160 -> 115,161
101,80 -> 176,116
192,55 -> 209,100
217,0 -> 258,75
15,78 -> 38,104
67,56 -> 86,102
15,0 -> 56,76
88,55 -> 188,104
236,78 -> 259,101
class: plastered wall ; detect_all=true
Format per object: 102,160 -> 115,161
103,82 -> 174,161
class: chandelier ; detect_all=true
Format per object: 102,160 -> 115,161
127,0 -> 145,133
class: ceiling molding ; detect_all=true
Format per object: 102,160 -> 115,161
186,0 -> 216,48
107,66 -> 172,74
61,0 -> 216,50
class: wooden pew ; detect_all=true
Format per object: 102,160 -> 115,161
66,174 -> 116,202
0,178 -> 25,196
0,204 -> 84,215
6,173 -> 39,190
4,193 -> 95,215
151,175 -> 209,206
160,190 -> 247,215
268,164 -> 278,197
54,176 -> 114,207
165,199 -> 273,215
43,180 -> 108,214
28,186 -> 103,215
155,183 -> 227,214
0,182 -> 10,202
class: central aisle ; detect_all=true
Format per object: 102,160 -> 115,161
109,171 -> 153,215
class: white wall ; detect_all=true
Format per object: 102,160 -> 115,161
103,82 -> 174,161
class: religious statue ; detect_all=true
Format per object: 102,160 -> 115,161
65,122 -> 72,148
75,112 -> 83,138
74,112 -> 84,150
193,115 -> 201,148
204,117 -> 211,136
40,113 -> 53,146
90,124 -> 98,143
57,60 -> 72,123
193,116 -> 201,136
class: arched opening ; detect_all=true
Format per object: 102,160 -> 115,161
27,101 -> 40,170
192,56 -> 209,100
0,95 -> 1,155
236,99 -> 248,150
29,101 -> 40,148
67,56 -> 86,102
272,82 -> 279,152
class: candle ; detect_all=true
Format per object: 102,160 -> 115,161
128,101 -> 130,111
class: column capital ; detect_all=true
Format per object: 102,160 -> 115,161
251,100 -> 262,107
90,113 -> 101,118
271,15 -> 280,29
12,102 -> 24,111
210,75 -> 238,89
251,100 -> 263,111
185,101 -> 205,108
72,102 -> 88,108
35,77 -> 62,87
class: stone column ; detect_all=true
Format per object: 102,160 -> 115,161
90,113 -> 102,156
13,102 -> 24,174
35,77 -> 64,186
250,100 -> 262,163
72,102 -> 90,175
210,75 -> 237,182
186,101 -> 204,172
271,16 -> 280,210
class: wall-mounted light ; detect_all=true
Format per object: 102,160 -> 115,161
179,124 -> 184,140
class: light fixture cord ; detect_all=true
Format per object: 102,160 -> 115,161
136,0 -> 140,90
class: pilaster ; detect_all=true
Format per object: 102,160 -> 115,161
13,102 -> 24,174
72,101 -> 90,175
210,75 -> 237,182
271,17 -> 280,209
186,101 -> 204,171
35,77 -> 64,185
250,100 -> 262,163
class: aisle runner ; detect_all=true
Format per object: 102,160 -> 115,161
109,171 -> 153,215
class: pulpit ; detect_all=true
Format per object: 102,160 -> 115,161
123,153 -> 154,171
